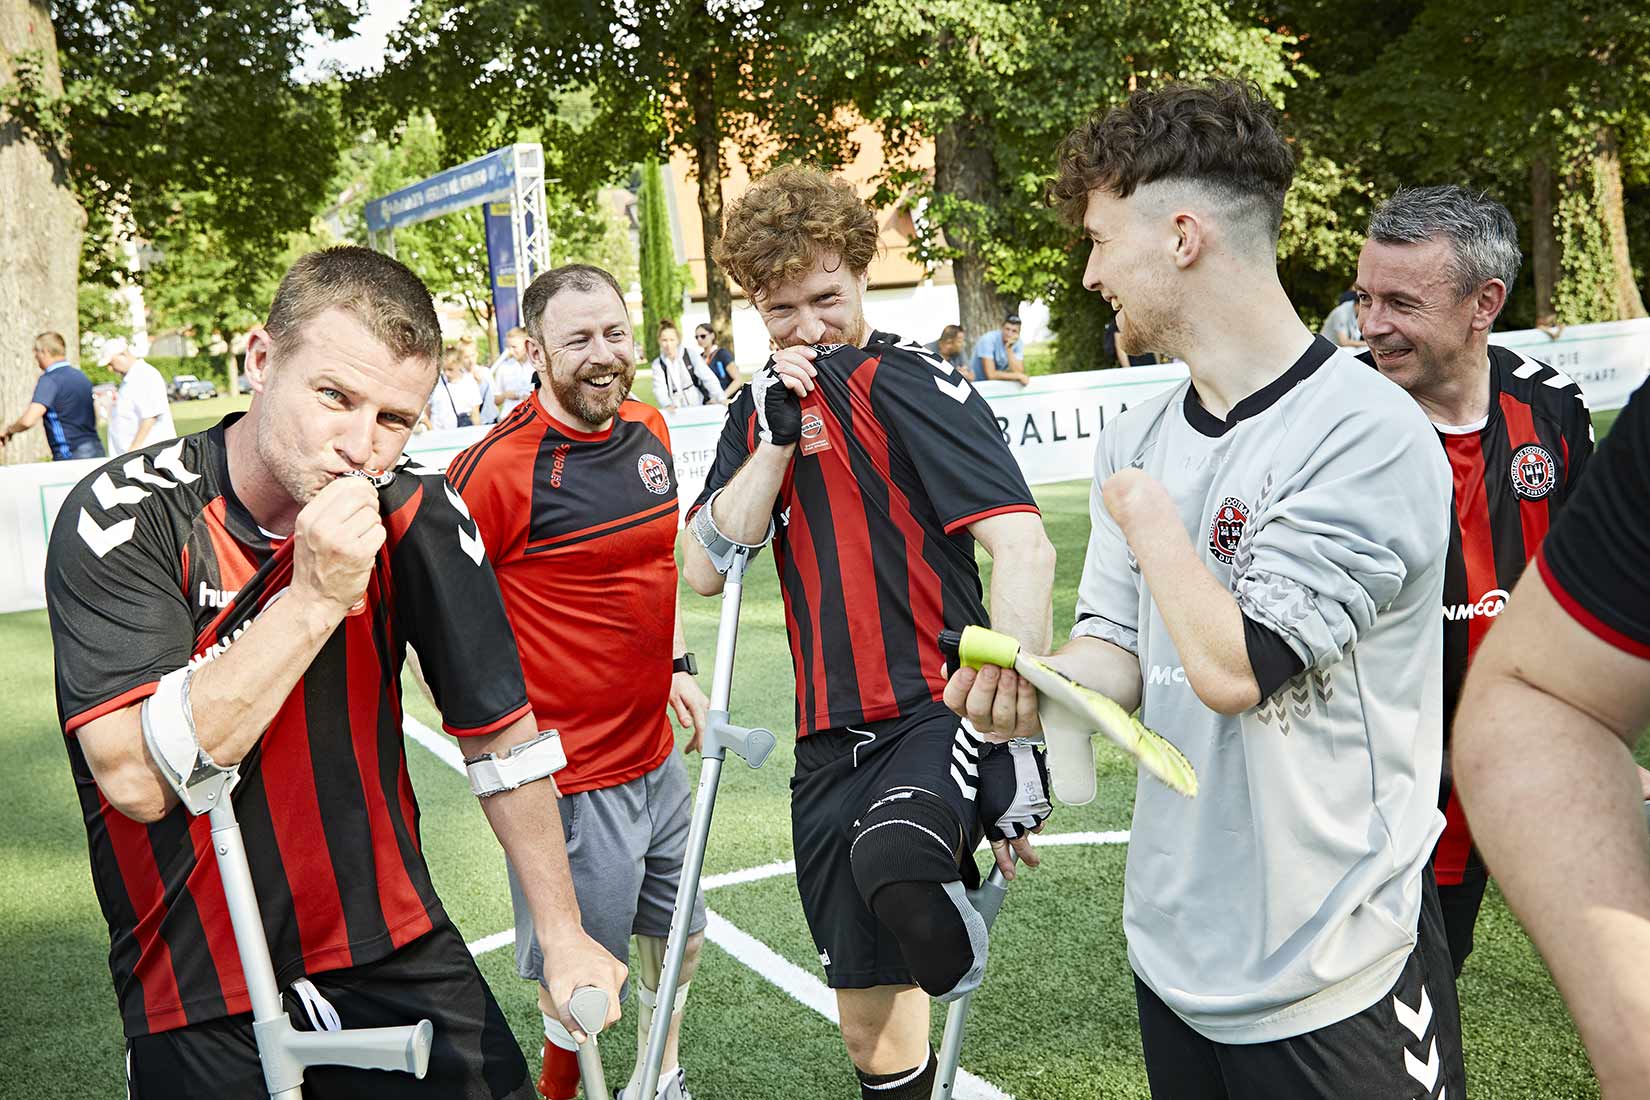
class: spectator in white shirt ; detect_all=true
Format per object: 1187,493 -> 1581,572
491,327 -> 535,419
424,347 -> 483,431
99,338 -> 177,455
650,320 -> 725,411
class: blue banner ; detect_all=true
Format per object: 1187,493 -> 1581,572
485,201 -> 520,354
365,147 -> 515,233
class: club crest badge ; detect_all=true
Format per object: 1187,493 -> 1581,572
637,453 -> 672,495
1208,496 -> 1250,565
1510,443 -> 1556,500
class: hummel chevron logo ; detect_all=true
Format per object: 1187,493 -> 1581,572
153,440 -> 200,484
457,525 -> 484,565
123,456 -> 177,489
908,342 -> 954,374
933,376 -> 971,404
77,509 -> 137,558
444,483 -> 475,522
1404,1038 -> 1440,1092
1394,986 -> 1433,1041
91,472 -> 148,510
445,484 -> 485,565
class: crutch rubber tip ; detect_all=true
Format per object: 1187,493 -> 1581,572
568,986 -> 609,1038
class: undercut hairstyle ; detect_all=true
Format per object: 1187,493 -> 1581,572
264,246 -> 441,368
1368,185 -> 1522,302
940,324 -> 964,342
713,165 -> 880,300
1048,79 -> 1295,245
33,332 -> 67,359
521,264 -> 626,346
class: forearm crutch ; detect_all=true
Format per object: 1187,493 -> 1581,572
930,860 -> 1011,1100
637,546 -> 777,1098
205,779 -> 433,1099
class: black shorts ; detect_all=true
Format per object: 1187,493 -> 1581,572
790,701 -> 984,989
1135,871 -> 1464,1100
1437,862 -> 1490,977
126,918 -> 531,1100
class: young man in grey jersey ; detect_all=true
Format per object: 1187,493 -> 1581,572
951,81 -> 1466,1097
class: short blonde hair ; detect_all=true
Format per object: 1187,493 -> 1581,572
713,165 -> 879,300
33,332 -> 67,359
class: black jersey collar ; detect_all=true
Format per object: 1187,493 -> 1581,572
206,413 -> 284,552
1183,335 -> 1338,438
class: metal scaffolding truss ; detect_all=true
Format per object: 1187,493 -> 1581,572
509,144 -> 552,326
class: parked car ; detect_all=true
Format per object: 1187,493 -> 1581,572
237,371 -> 252,394
169,374 -> 219,400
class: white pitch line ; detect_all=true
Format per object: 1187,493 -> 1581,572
405,715 -> 1128,1100
466,928 -> 516,959
404,714 -> 467,772
702,858 -> 796,890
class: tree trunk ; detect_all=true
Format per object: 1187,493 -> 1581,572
0,0 -> 84,465
1593,127 -> 1647,320
934,115 -> 1018,348
1529,157 -> 1559,326
687,61 -> 734,357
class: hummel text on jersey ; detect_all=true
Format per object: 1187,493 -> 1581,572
1442,588 -> 1509,622
198,581 -> 239,609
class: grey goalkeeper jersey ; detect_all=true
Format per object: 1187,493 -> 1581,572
1074,336 -> 1450,1043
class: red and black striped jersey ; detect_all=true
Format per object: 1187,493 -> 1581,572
45,416 -> 531,1037
691,332 -> 1040,736
448,396 -> 679,795
1363,345 -> 1593,885
1538,377 -> 1650,658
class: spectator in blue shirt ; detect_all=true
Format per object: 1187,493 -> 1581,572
2,332 -> 106,460
971,313 -> 1030,386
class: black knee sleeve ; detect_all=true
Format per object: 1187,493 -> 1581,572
849,787 -> 988,1001
856,1049 -> 937,1099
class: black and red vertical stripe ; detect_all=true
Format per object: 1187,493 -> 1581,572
1431,346 -> 1592,884
719,336 -> 1036,736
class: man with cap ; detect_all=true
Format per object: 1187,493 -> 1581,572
101,338 -> 177,455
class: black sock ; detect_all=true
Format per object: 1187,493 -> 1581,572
856,1048 -> 936,1100
870,879 -> 973,995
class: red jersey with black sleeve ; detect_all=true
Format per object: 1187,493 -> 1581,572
690,331 -> 1040,736
1537,377 -> 1650,657
1362,345 -> 1594,885
446,396 -> 679,794
45,416 -> 531,1038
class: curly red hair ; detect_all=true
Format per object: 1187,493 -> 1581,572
713,165 -> 880,300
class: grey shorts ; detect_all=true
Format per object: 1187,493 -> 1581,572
507,751 -> 708,995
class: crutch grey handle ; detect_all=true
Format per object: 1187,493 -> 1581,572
568,986 -> 610,1037
257,1017 -> 434,1094
568,986 -> 611,1100
724,722 -> 776,768
966,863 -> 1011,929
705,711 -> 776,769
